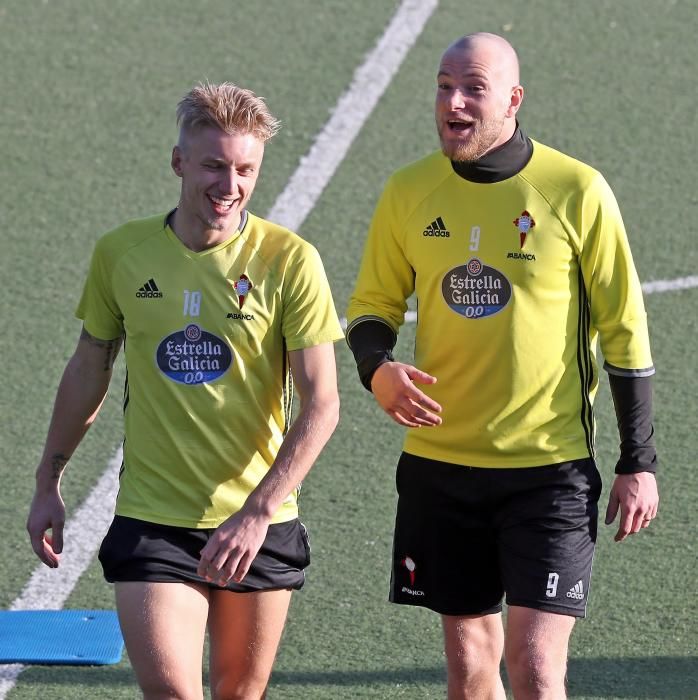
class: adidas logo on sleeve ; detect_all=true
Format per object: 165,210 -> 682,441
423,216 -> 450,237
136,278 -> 163,298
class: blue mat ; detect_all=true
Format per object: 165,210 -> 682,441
0,610 -> 124,665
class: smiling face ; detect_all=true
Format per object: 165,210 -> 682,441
171,126 -> 264,247
435,34 -> 523,162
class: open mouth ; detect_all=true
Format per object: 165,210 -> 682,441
208,195 -> 236,214
447,119 -> 473,133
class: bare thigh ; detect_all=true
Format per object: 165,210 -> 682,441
115,581 -> 209,700
208,588 -> 292,700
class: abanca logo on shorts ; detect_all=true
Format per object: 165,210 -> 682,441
400,556 -> 425,596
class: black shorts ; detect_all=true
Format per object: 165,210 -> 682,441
99,515 -> 311,592
390,453 -> 602,617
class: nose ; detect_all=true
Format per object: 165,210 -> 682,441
219,168 -> 236,195
448,88 -> 467,111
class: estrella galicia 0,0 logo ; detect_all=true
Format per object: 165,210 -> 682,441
442,258 -> 512,319
156,324 -> 232,385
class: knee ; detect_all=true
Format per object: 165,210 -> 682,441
505,640 -> 567,697
212,678 -> 268,700
446,631 -> 503,689
140,680 -> 202,700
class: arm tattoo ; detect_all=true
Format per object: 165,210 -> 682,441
80,328 -> 123,371
50,453 -> 69,480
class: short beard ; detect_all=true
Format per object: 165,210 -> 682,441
438,115 -> 506,162
199,211 -> 233,232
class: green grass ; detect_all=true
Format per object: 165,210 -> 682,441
1,1 -> 696,698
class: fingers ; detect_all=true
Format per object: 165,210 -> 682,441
604,492 -> 619,527
373,363 -> 443,427
615,510 -> 657,541
197,525 -> 263,586
28,530 -> 60,568
197,542 -> 233,583
52,523 -> 64,555
27,516 -> 63,568
384,399 -> 441,428
198,550 -> 236,586
612,497 -> 650,542
401,371 -> 442,415
27,494 -> 66,568
606,473 -> 659,542
402,365 -> 438,386
389,409 -> 431,428
614,508 -> 635,542
639,501 -> 658,531
199,548 -> 252,586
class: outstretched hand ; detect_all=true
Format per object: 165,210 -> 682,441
371,362 -> 442,428
604,472 -> 659,542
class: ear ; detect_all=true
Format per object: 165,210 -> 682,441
171,146 -> 184,178
506,85 -> 525,118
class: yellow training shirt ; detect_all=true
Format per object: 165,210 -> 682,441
77,211 -> 343,527
347,142 -> 653,467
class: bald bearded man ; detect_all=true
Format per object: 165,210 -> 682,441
346,33 -> 658,699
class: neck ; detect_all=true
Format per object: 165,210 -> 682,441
169,207 -> 242,252
450,122 -> 533,183
486,119 -> 517,154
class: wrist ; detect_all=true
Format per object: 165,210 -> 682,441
239,493 -> 275,521
36,451 -> 70,484
368,358 -> 394,392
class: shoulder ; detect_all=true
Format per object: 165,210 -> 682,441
93,213 -> 169,259
521,140 -> 611,201
387,150 -> 452,194
241,212 -> 324,271
372,151 -> 453,227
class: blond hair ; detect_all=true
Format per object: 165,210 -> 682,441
176,82 -> 280,143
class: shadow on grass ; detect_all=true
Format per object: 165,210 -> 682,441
271,656 -> 697,698
10,656 -> 697,698
566,656 -> 698,698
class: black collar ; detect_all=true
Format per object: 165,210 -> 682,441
450,124 -> 533,183
164,208 -> 177,228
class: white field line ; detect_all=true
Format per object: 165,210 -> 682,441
338,275 -> 698,329
641,275 -> 698,294
0,1 -> 438,694
267,0 -> 439,232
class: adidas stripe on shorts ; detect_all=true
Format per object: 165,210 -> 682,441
390,453 -> 601,617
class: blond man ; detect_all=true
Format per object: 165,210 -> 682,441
28,83 -> 343,699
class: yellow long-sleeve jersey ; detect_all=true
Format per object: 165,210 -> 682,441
347,141 -> 653,468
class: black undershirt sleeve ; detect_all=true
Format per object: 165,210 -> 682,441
346,319 -> 397,392
608,373 -> 658,474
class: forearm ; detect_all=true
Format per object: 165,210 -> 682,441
346,317 -> 397,391
243,395 -> 340,519
36,335 -> 119,487
608,373 -> 658,474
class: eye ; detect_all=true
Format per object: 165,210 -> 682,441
437,82 -> 452,91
